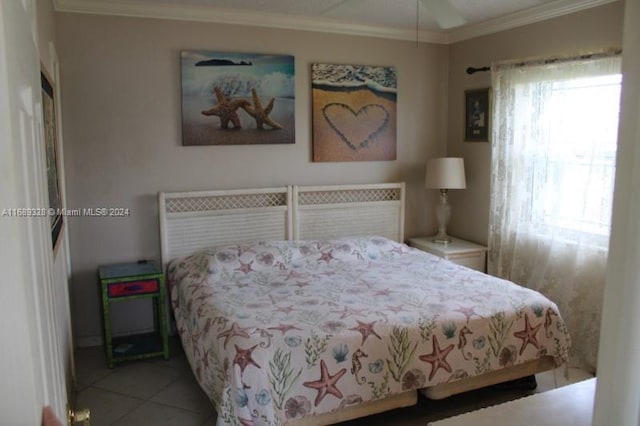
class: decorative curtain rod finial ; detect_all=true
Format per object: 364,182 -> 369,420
466,66 -> 490,75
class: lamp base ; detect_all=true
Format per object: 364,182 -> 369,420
432,189 -> 452,244
432,232 -> 452,244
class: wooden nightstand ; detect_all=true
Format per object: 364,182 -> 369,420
98,260 -> 169,368
408,236 -> 488,272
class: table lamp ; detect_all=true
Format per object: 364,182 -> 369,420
425,157 -> 466,244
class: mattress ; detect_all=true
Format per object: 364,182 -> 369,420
167,236 -> 570,425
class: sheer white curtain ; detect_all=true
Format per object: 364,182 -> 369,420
488,53 -> 622,371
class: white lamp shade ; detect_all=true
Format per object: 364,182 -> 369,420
425,157 -> 467,189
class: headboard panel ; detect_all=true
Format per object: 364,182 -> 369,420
159,183 -> 405,266
293,183 -> 405,242
159,187 -> 292,266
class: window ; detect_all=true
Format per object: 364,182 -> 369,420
530,74 -> 622,240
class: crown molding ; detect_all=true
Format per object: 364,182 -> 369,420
53,0 -> 449,44
54,0 -> 618,45
447,0 -> 619,44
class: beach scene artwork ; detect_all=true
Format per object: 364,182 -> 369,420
181,51 -> 295,145
312,63 -> 397,162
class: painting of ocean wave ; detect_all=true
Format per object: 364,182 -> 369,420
312,63 -> 397,96
312,63 -> 396,162
181,51 -> 295,145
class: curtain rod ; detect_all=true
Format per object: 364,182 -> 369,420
466,49 -> 622,75
466,66 -> 490,75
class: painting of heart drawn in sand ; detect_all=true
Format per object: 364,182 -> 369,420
312,63 -> 397,162
322,103 -> 390,151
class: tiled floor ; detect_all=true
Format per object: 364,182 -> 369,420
74,337 -> 593,426
74,338 -> 215,426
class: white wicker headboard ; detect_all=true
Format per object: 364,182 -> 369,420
293,183 -> 404,242
159,183 -> 405,266
159,187 -> 292,266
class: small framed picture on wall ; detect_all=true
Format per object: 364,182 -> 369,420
464,88 -> 490,142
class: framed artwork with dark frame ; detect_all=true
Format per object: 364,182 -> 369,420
464,88 -> 490,142
41,70 -> 64,251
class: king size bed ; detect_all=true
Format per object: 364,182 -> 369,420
159,183 -> 570,426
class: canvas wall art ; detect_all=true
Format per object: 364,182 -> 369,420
181,51 -> 295,145
312,63 -> 397,162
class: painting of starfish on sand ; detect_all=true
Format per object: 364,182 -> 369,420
312,63 -> 396,161
181,51 -> 295,145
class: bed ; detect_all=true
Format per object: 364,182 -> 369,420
159,183 -> 570,426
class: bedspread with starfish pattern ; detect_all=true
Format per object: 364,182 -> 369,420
167,237 -> 570,426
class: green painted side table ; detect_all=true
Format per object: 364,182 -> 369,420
98,260 -> 169,368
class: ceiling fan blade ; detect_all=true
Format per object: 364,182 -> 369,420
420,0 -> 466,29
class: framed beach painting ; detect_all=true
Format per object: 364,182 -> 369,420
181,51 -> 295,145
312,63 -> 397,162
41,70 -> 64,251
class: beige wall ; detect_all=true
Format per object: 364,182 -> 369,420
446,2 -> 624,245
56,13 -> 449,341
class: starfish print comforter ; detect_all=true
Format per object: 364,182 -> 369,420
167,237 -> 570,426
